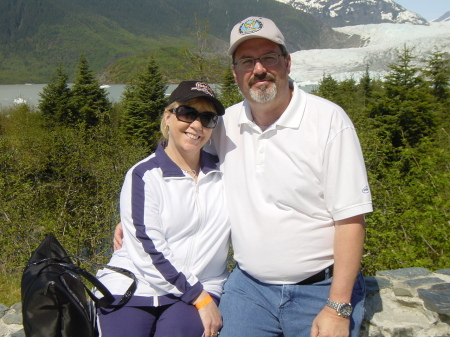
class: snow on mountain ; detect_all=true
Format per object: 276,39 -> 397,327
275,0 -> 427,26
290,22 -> 450,86
434,10 -> 450,23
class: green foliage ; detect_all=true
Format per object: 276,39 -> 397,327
122,57 -> 167,150
38,66 -> 74,126
179,16 -> 228,83
368,47 -> 438,148
71,54 -> 112,127
218,67 -> 243,108
121,57 -> 168,150
0,0 -> 332,84
38,54 -> 112,129
1,42 -> 450,306
311,47 -> 450,275
0,101 -> 148,305
423,50 -> 450,101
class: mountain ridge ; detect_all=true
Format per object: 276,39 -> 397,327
0,0 -> 352,84
0,0 -> 447,84
434,9 -> 450,22
275,0 -> 428,26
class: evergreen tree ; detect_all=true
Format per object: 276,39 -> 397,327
359,65 -> 373,104
71,54 -> 111,127
121,56 -> 167,150
423,50 -> 450,100
384,46 -> 423,99
218,67 -> 242,108
312,74 -> 339,102
369,46 -> 437,148
38,66 -> 74,126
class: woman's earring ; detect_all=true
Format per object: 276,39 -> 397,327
207,139 -> 212,146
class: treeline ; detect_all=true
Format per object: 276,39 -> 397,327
313,48 -> 450,274
0,47 -> 449,305
0,53 -> 242,306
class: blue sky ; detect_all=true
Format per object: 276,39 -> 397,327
394,0 -> 450,21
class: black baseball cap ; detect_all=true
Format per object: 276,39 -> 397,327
168,81 -> 225,116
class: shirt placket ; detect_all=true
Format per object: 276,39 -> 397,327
255,133 -> 267,172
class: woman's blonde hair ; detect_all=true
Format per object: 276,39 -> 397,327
160,98 -> 217,139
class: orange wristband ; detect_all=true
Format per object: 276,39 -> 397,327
194,294 -> 213,310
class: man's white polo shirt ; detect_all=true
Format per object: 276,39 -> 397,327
212,82 -> 373,284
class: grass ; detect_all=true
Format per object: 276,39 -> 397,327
0,272 -> 22,307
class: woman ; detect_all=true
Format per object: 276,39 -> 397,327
97,81 -> 230,337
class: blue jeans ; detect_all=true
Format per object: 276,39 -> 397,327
218,266 -> 365,337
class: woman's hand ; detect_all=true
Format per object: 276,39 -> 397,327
193,291 -> 222,337
113,222 -> 123,250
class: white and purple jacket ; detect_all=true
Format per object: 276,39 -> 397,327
97,143 -> 230,306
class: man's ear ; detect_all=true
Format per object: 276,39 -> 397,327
233,67 -> 238,84
285,54 -> 291,75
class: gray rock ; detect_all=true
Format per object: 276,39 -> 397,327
10,303 -> 22,314
405,277 -> 445,288
364,276 -> 392,295
0,304 -> 8,318
377,267 -> 431,280
418,283 -> 450,316
393,286 -> 413,297
435,268 -> 450,276
11,329 -> 26,337
2,311 -> 23,325
392,326 -> 415,337
0,325 -> 8,336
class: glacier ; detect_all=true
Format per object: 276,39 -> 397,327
290,22 -> 450,86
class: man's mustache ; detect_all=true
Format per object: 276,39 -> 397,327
249,73 -> 275,86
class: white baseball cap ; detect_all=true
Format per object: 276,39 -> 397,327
228,16 -> 286,55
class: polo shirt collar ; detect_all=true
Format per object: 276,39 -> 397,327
155,142 -> 220,178
237,80 -> 305,130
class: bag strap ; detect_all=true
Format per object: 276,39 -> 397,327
27,256 -> 137,309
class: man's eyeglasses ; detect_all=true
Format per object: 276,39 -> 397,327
233,52 -> 282,71
171,105 -> 219,129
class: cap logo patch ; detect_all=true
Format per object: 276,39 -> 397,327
192,82 -> 215,97
239,19 -> 263,36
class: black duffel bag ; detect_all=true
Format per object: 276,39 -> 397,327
21,233 -> 137,337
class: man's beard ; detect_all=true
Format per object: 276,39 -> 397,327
248,75 -> 277,103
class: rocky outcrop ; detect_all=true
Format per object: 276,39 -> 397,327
0,303 -> 23,337
361,267 -> 450,337
1,267 -> 449,337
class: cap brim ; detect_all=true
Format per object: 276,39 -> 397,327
174,92 -> 225,116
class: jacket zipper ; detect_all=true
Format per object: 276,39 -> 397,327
184,183 -> 202,270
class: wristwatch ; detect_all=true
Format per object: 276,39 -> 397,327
326,299 -> 353,318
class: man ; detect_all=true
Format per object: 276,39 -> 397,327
116,16 -> 372,337
212,17 -> 371,337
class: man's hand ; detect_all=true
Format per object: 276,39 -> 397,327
310,306 -> 350,337
113,222 -> 124,251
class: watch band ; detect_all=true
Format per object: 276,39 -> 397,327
326,299 -> 353,318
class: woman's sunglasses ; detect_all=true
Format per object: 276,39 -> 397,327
171,105 -> 219,129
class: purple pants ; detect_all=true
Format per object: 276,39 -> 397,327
97,297 -> 219,337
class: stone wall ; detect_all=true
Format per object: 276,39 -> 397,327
1,267 -> 449,337
361,267 -> 450,337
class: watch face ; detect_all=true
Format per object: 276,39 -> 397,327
339,303 -> 353,317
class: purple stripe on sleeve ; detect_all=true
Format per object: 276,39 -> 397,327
130,157 -> 200,300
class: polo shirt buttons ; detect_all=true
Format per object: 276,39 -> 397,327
256,137 -> 266,169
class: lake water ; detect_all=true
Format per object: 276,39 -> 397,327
0,83 -> 314,107
0,84 -> 180,107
